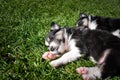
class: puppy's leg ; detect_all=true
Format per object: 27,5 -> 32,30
76,66 -> 101,80
50,50 -> 81,67
42,52 -> 60,60
76,49 -> 112,80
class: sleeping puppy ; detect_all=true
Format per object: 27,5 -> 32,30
76,13 -> 120,38
43,22 -> 120,80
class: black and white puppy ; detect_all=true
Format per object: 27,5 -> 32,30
45,22 -> 82,66
76,13 -> 120,38
45,22 -> 120,80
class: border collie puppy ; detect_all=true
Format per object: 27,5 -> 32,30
44,22 -> 120,80
76,13 -> 120,38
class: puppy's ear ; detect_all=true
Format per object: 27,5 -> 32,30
50,22 -> 60,31
89,15 -> 95,20
80,13 -> 87,18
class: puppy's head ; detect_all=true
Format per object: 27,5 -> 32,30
76,13 -> 97,30
76,13 -> 89,30
45,22 -> 67,54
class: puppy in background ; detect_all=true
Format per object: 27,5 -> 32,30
43,22 -> 120,80
76,13 -> 120,38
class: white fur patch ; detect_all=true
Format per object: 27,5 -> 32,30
98,49 -> 111,64
83,19 -> 88,26
89,56 -> 97,63
88,16 -> 97,30
88,21 -> 97,30
112,29 -> 120,38
51,24 -> 60,30
45,40 -> 49,46
81,14 -> 86,17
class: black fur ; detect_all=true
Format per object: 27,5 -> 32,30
65,27 -> 120,79
45,22 -> 120,79
76,13 -> 120,32
92,16 -> 120,32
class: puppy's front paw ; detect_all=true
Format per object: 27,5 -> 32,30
50,60 -> 60,67
42,52 -> 55,60
42,52 -> 60,60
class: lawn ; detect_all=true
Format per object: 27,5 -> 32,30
0,0 -> 120,80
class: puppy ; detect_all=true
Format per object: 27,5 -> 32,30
76,13 -> 120,38
44,22 -> 120,80
44,22 -> 82,67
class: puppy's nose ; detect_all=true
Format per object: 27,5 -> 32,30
50,47 -> 55,51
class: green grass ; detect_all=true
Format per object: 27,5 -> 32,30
0,0 -> 120,80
